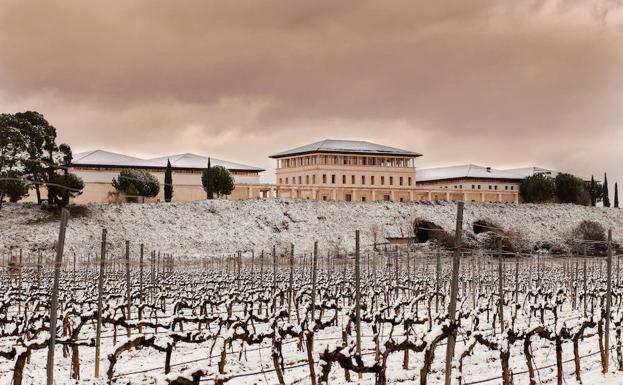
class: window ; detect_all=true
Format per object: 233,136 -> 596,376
472,185 -> 475,189
390,176 -> 394,186
384,195 -> 390,201
511,186 -> 514,191
332,175 -> 336,184
399,177 -> 403,186
322,174 -> 327,184
279,178 -> 282,184
489,185 -> 492,190
306,175 -> 309,184
345,194 -> 352,202
408,177 -> 412,186
352,175 -> 355,184
505,186 -> 508,190
478,185 -> 481,189
285,177 -> 288,184
459,185 -> 462,189
371,176 -> 375,185
313,175 -> 316,184
361,196 -> 366,202
399,197 -> 404,202
362,176 -> 366,184
342,175 -> 346,184
381,176 -> 385,185
322,196 -> 327,201
298,176 -> 301,184
494,186 -> 498,190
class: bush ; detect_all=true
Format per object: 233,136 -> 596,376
112,170 -> 160,198
0,171 -> 29,207
202,165 -> 234,199
49,173 -> 84,207
569,220 -> 607,256
520,174 -> 555,203
473,219 -> 502,234
412,218 -> 455,248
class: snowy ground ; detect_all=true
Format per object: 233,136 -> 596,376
1,199 -> 622,257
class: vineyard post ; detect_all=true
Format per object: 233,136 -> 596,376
444,201 -> 463,385
251,249 -> 255,276
514,256 -> 519,304
260,250 -> 264,280
583,256 -> 588,317
95,228 -> 107,378
47,208 -> 69,385
497,238 -> 504,334
355,230 -> 362,378
435,248 -> 441,313
125,240 -> 132,339
18,249 -> 22,315
605,229 -> 613,373
72,251 -> 76,296
537,254 -> 541,287
139,244 -> 144,303
311,241 -> 318,325
37,252 -> 42,285
272,245 -> 277,295
288,244 -> 294,321
237,251 -> 241,289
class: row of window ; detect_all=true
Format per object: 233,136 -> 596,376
277,155 -> 415,169
437,184 -> 515,191
279,174 -> 413,187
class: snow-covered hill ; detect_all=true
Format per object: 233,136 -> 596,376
1,199 -> 622,257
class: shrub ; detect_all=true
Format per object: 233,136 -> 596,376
412,218 -> 455,248
202,163 -> 234,199
569,220 -> 607,256
555,173 -> 590,205
112,170 -> 160,198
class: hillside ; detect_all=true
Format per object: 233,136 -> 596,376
1,199 -> 622,258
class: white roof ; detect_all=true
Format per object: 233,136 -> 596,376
72,150 -> 161,168
270,139 -> 422,158
417,164 -> 524,183
502,166 -> 555,178
72,150 -> 263,172
149,153 -> 264,172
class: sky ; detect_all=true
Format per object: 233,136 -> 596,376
0,0 -> 622,190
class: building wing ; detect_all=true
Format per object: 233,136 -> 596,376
270,139 -> 422,158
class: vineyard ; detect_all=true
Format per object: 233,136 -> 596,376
2,203 -> 623,385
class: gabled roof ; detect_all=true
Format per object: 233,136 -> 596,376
72,150 -> 161,168
417,164 -> 524,183
270,139 -> 422,159
71,150 -> 264,172
149,153 -> 264,172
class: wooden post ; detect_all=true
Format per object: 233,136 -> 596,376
497,238 -> 504,334
288,244 -> 294,321
139,244 -> 144,303
514,257 -> 519,304
311,241 -> 318,322
47,208 -> 69,385
272,245 -> 277,295
604,229 -> 613,373
354,230 -> 362,378
435,249 -> 441,313
444,202 -> 464,385
125,241 -> 131,338
95,229 -> 106,378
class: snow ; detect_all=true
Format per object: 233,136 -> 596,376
1,199 -> 622,257
269,139 -> 421,158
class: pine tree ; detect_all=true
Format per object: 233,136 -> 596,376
615,182 -> 619,208
164,158 -> 173,202
603,173 -> 610,207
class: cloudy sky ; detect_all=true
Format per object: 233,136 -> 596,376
1,0 -> 622,188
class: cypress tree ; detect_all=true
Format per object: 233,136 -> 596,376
589,175 -> 597,206
204,158 -> 214,199
615,182 -> 619,208
164,158 -> 173,202
603,173 -> 610,207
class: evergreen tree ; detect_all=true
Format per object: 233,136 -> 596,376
164,159 -> 173,202
589,175 -> 597,206
112,169 -> 160,198
555,173 -> 590,205
603,173 -> 610,207
202,158 -> 235,199
519,174 -> 555,203
615,182 -> 619,208
0,170 -> 29,208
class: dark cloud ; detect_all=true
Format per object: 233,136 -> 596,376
0,0 -> 621,186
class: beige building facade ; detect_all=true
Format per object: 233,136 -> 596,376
271,139 -> 423,202
41,150 -> 273,204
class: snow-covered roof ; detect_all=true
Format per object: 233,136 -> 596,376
502,166 -> 555,178
417,164 -> 524,183
71,150 -> 264,172
72,150 -> 162,168
149,153 -> 264,172
270,139 -> 422,159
